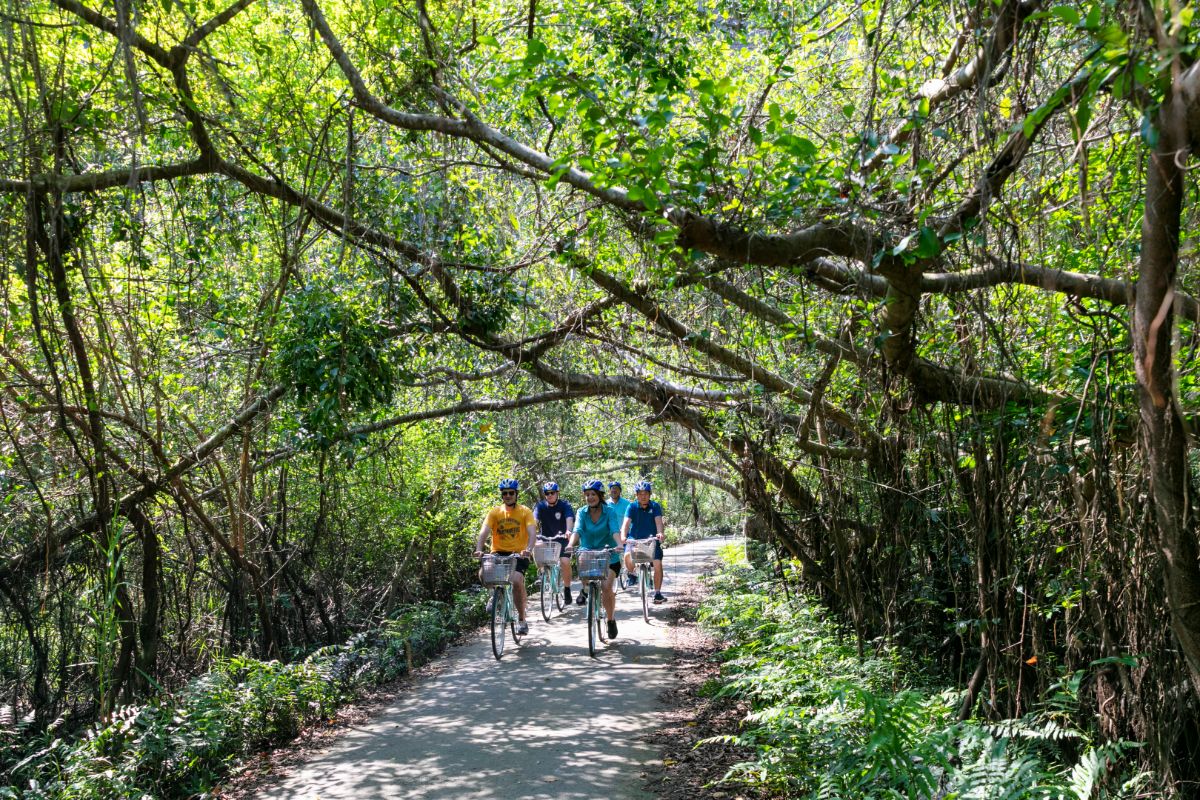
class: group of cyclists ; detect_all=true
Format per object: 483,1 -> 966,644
473,478 -> 667,640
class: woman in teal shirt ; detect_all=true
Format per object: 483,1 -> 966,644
569,479 -> 622,639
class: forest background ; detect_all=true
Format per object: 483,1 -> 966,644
2,0 -> 1200,795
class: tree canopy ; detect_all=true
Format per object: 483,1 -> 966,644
4,0 -> 1200,790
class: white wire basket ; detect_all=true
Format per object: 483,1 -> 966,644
481,555 -> 514,586
631,538 -> 657,564
577,550 -> 610,580
533,541 -> 562,566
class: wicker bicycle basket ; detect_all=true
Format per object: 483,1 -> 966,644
533,541 -> 562,566
631,537 -> 657,564
481,555 -> 514,586
577,550 -> 610,580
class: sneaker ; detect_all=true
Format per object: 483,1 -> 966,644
607,619 -> 618,639
653,593 -> 666,604
576,590 -> 588,606
563,586 -> 572,605
625,574 -> 637,589
517,621 -> 528,635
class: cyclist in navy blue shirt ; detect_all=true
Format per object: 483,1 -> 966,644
620,479 -> 666,603
534,482 -> 576,604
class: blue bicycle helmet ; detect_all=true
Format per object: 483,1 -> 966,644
582,479 -> 604,493
543,481 -> 560,493
608,480 -> 621,489
633,479 -> 652,493
498,478 -> 519,491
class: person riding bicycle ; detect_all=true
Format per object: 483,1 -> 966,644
474,478 -> 536,634
606,480 -> 632,529
620,479 -> 666,603
608,480 -> 634,587
569,479 -> 622,639
533,481 -> 575,604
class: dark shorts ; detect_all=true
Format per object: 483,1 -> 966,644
492,551 -> 530,575
550,535 -> 571,557
625,537 -> 663,561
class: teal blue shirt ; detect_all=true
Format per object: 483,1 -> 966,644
573,504 -> 621,563
606,496 -> 633,523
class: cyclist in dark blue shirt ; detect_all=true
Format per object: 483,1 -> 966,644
620,479 -> 666,603
533,482 -> 575,604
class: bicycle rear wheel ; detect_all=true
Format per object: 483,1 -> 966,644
490,587 -> 506,660
641,565 -> 650,623
587,584 -> 599,657
540,567 -> 553,622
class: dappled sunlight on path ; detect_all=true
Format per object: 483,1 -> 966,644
256,537 -> 726,799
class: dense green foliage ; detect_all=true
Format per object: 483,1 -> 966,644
701,546 -> 1148,799
1,594 -> 486,800
3,0 -> 1200,793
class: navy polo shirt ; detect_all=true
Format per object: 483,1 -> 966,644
534,499 -> 575,538
625,500 -> 663,539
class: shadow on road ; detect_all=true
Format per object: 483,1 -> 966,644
257,537 -> 727,800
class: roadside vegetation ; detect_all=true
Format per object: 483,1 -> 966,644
1,595 -> 486,800
6,0 -> 1200,793
698,545 -> 1149,799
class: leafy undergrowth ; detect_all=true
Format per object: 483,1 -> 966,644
697,546 -> 1150,800
0,593 -> 486,800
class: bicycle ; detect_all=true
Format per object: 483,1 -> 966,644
533,537 -> 565,622
630,537 -> 660,623
479,553 -> 524,660
575,546 -> 621,657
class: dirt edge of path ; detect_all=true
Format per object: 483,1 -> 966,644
641,575 -> 775,800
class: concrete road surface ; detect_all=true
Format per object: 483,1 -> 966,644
257,536 -> 728,800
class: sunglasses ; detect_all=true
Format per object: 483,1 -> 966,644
500,490 -> 517,497
545,490 -> 558,495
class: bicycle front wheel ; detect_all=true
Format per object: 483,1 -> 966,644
540,568 -> 553,622
587,584 -> 599,657
597,585 -> 609,643
553,565 -> 564,611
490,587 -> 506,660
641,566 -> 650,623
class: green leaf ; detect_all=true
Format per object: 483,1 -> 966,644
1048,5 -> 1080,26
913,226 -> 940,259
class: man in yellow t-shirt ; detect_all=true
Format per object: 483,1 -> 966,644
474,478 -> 536,634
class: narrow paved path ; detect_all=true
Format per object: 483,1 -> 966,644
257,537 -> 727,800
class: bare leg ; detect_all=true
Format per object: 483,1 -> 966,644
512,573 -> 527,621
653,560 -> 664,592
560,556 -> 572,589
602,572 -> 617,618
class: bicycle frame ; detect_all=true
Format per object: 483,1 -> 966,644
578,546 -> 620,657
480,554 -> 524,661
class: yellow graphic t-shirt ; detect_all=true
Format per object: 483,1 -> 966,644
485,504 -> 535,553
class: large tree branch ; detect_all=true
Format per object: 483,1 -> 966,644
0,158 -> 215,194
862,0 -> 1042,173
585,265 -> 878,446
0,385 -> 286,589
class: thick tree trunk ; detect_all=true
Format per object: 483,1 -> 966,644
1135,88 -> 1200,693
129,506 -> 161,692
